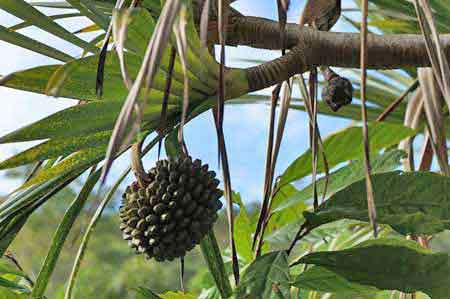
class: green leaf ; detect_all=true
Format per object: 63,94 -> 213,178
0,0 -> 98,52
0,131 -> 111,170
0,25 -> 73,62
8,12 -> 82,31
278,122 -> 416,187
21,146 -> 105,189
291,102 -> 404,123
65,0 -> 109,30
1,53 -> 187,103
298,238 -> 450,297
0,259 -> 27,279
0,277 -> 30,294
199,231 -> 233,299
273,150 -> 406,213
304,171 -> 450,235
292,266 -> 379,294
233,193 -> 254,262
0,287 -> 29,299
0,167 -> 85,250
164,129 -> 183,158
133,287 -> 162,299
198,287 -> 220,299
31,169 -> 101,298
0,101 -> 171,144
159,292 -> 196,299
236,251 -> 290,299
64,165 -> 131,299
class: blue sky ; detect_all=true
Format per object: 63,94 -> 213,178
0,0 -> 356,202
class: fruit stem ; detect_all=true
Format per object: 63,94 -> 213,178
131,140 -> 150,187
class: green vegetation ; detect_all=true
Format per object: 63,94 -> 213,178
0,0 -> 449,298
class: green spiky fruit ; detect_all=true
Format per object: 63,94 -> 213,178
119,156 -> 223,262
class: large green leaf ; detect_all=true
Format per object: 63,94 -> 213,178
299,238 -> 450,298
31,169 -> 101,298
2,53 -> 187,102
304,171 -> 450,235
65,166 -> 130,299
278,122 -> 416,187
0,0 -> 98,52
21,147 -> 105,189
0,277 -> 30,294
236,251 -> 290,299
0,25 -> 73,62
273,150 -> 406,213
8,12 -> 82,31
233,193 -> 255,262
65,0 -> 109,30
366,0 -> 450,33
0,101 -> 171,144
0,167 -> 85,237
0,131 -> 111,170
199,231 -> 233,299
292,266 -> 379,294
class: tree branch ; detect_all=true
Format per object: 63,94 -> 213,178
223,16 -> 450,91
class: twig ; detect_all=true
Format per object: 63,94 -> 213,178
376,80 -> 419,122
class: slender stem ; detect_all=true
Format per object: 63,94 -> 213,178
376,80 -> 420,122
131,140 -> 150,187
360,0 -> 378,237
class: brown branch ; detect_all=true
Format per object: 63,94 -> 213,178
212,16 -> 450,92
243,30 -> 450,91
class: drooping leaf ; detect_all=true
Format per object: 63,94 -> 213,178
0,167 -> 85,246
292,266 -> 380,294
65,135 -> 161,299
278,122 -> 416,187
304,171 -> 450,235
0,0 -> 98,53
199,231 -> 233,299
0,277 -> 30,294
65,0 -> 109,30
8,12 -> 82,31
236,251 -> 290,299
0,131 -> 111,170
0,101 -> 171,144
273,150 -> 406,213
64,169 -> 128,299
298,238 -> 450,297
20,147 -> 105,189
0,25 -> 73,62
31,169 -> 101,298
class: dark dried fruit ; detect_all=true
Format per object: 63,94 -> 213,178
322,75 -> 353,112
119,156 -> 223,261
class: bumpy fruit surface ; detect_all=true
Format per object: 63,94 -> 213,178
119,156 -> 223,261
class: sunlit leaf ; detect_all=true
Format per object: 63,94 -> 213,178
304,171 -> 450,235
236,251 -> 290,299
278,122 -> 416,187
299,238 -> 450,297
31,169 -> 101,297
